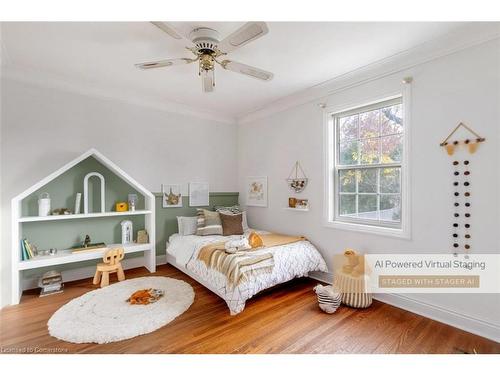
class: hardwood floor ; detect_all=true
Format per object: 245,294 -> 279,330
1,264 -> 499,354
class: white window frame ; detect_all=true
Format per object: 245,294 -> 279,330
323,88 -> 411,239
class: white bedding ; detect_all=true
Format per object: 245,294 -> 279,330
167,230 -> 328,315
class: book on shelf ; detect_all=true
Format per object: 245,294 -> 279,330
25,239 -> 34,258
20,239 -> 29,261
39,284 -> 64,297
20,239 -> 35,260
41,283 -> 63,292
38,271 -> 64,297
41,275 -> 62,285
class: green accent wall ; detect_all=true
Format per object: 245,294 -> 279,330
21,156 -> 238,278
22,156 -> 145,216
153,192 -> 239,254
22,215 -> 145,250
19,153 -> 239,280
20,156 -> 148,278
22,192 -> 239,279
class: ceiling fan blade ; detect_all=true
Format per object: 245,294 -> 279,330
220,60 -> 273,81
151,22 -> 196,48
135,58 -> 196,70
217,22 -> 269,54
201,69 -> 215,93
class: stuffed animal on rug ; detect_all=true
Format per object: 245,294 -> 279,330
126,288 -> 164,305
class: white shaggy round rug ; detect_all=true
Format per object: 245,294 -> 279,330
48,276 -> 194,344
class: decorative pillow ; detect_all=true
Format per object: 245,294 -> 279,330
215,206 -> 249,231
219,212 -> 244,236
176,216 -> 198,236
213,205 -> 241,214
196,209 -> 223,236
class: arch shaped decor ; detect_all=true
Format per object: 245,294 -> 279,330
83,172 -> 106,214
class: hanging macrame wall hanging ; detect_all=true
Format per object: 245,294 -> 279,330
439,122 -> 485,155
440,122 -> 485,258
286,161 -> 308,193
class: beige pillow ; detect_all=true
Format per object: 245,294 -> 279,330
196,209 -> 223,236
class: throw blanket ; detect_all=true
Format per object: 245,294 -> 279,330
197,233 -> 305,288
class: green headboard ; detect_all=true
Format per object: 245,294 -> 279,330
153,192 -> 239,255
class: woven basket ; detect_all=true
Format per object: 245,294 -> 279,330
334,273 -> 372,308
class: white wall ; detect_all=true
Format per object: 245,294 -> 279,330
0,78 -> 238,307
238,39 -> 500,340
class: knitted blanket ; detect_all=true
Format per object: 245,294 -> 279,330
197,233 -> 305,288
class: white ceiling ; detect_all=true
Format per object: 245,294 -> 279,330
1,22 -> 467,121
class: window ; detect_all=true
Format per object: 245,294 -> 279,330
326,96 -> 407,235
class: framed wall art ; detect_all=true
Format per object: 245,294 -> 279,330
246,176 -> 268,207
189,182 -> 209,207
162,184 -> 183,208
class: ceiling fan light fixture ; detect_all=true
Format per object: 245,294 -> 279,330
201,69 -> 215,93
199,54 -> 215,71
189,27 -> 221,51
138,22 -> 274,92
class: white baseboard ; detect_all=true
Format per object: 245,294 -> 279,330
308,271 -> 500,343
308,270 -> 334,284
22,255 -> 167,291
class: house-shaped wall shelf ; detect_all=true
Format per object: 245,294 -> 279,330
10,148 -> 156,304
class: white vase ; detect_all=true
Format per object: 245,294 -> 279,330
38,193 -> 51,217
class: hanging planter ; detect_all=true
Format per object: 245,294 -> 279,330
286,161 -> 308,193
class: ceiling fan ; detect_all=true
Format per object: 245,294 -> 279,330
135,22 -> 274,93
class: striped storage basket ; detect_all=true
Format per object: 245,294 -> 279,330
334,273 -> 372,308
313,284 -> 342,314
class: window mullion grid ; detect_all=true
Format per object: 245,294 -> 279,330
355,169 -> 359,217
334,121 -> 340,220
332,98 -> 403,229
353,115 -> 359,218
336,162 -> 400,170
376,110 -> 382,223
377,167 -> 381,221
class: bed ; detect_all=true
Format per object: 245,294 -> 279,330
166,230 -> 328,315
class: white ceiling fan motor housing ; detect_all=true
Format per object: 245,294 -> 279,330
189,27 -> 221,52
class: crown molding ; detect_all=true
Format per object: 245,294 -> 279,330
1,65 -> 236,125
237,23 -> 500,125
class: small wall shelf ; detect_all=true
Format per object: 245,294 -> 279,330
19,210 -> 152,222
283,207 -> 310,212
18,243 -> 151,270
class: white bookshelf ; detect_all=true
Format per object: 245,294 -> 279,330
18,243 -> 151,270
19,210 -> 152,222
11,149 -> 156,305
